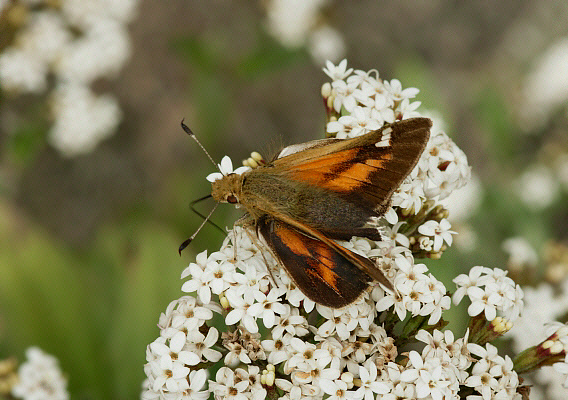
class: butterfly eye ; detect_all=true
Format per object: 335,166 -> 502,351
226,194 -> 238,204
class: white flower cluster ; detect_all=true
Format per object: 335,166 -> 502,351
0,0 -> 139,157
465,343 -> 521,400
376,255 -> 451,325
11,347 -> 69,400
142,296 -> 222,398
141,60 -> 532,400
453,266 -> 524,322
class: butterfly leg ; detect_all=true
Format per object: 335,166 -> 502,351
233,214 -> 288,291
231,213 -> 255,261
245,225 -> 283,289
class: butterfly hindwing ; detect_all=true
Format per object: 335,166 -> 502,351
257,216 -> 370,308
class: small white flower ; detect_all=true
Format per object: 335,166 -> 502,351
418,219 -> 455,252
206,156 -> 251,182
224,342 -> 252,367
224,289 -> 259,333
452,266 -> 488,305
316,304 -> 360,340
209,367 -> 249,400
398,98 -> 422,119
467,286 -> 501,321
184,369 -> 210,400
383,79 -> 419,102
262,333 -> 293,366
186,327 -> 222,363
195,254 -> 238,295
323,59 -> 353,82
247,287 -> 288,328
327,106 -> 382,138
271,308 -> 309,339
284,338 -> 318,373
319,378 -> 353,400
331,78 -> 360,113
392,178 -> 426,215
465,343 -> 520,400
353,362 -> 391,400
147,335 -> 195,392
181,250 -> 214,304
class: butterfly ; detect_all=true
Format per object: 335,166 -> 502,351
188,117 -> 431,308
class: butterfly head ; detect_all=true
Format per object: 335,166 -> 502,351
205,156 -> 251,205
210,173 -> 244,204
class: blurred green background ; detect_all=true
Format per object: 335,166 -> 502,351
1,1 -> 568,399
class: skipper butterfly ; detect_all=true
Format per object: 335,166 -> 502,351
183,117 -> 431,308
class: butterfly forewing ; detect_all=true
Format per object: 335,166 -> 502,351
275,117 -> 431,212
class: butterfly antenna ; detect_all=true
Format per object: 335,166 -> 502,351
179,202 -> 220,255
190,194 -> 225,234
181,120 -> 218,168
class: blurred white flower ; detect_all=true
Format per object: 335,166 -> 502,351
264,0 -> 344,64
508,283 -> 568,354
0,47 -> 49,93
56,19 -> 131,84
555,153 -> 568,189
553,353 -> 568,388
308,25 -> 346,64
49,83 -> 122,157
0,0 -> 140,157
502,237 -> 538,273
12,347 -> 69,400
441,174 -> 483,223
519,37 -> 568,130
515,164 -> 560,210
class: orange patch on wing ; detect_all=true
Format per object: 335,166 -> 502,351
276,223 -> 338,289
275,224 -> 312,259
288,147 -> 393,192
324,163 -> 371,191
289,149 -> 359,183
365,155 -> 391,167
312,246 -> 338,288
323,157 -> 388,191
